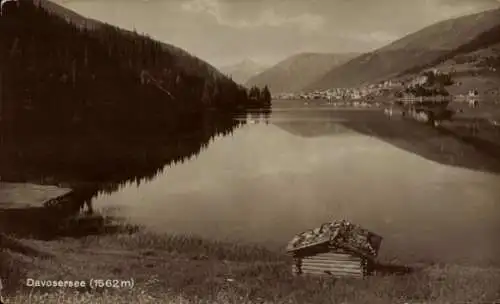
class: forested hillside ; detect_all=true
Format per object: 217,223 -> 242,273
391,23 -> 500,97
398,23 -> 500,76
0,0 -> 269,138
0,0 -> 271,189
306,8 -> 500,90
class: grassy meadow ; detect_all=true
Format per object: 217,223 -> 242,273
1,229 -> 499,304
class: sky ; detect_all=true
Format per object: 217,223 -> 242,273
53,0 -> 500,67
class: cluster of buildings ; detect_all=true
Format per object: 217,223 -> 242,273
273,68 -> 493,105
274,80 -> 404,101
321,100 -> 383,108
408,75 -> 429,87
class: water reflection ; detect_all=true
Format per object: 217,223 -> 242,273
271,104 -> 500,175
88,104 -> 500,267
0,108 -> 270,239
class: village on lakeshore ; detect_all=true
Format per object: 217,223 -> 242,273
273,68 -> 497,107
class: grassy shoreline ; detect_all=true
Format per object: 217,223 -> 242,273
1,230 -> 499,303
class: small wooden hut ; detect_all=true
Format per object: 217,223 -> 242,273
287,220 -> 382,278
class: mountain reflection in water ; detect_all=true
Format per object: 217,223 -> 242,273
0,109 -> 269,239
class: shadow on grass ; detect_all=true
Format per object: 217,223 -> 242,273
371,261 -> 416,276
0,234 -> 46,295
0,233 -> 51,258
0,204 -> 139,241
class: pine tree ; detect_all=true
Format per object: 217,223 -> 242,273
261,85 -> 271,104
249,86 -> 260,100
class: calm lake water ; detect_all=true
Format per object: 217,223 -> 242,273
93,101 -> 500,266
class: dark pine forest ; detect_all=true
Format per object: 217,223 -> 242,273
0,0 -> 272,232
0,0 -> 271,137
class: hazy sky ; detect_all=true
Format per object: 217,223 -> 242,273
53,0 -> 500,67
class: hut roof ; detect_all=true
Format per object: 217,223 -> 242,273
0,182 -> 72,209
286,219 -> 383,259
1,0 -> 18,15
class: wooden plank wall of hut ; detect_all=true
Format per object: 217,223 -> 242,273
293,252 -> 368,278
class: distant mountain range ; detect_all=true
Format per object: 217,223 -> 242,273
28,0 -> 500,99
305,8 -> 500,92
245,52 -> 359,94
219,59 -> 268,85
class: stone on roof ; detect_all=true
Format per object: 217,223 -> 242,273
286,219 -> 382,259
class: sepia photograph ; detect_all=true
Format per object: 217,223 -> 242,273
1,0 -> 500,302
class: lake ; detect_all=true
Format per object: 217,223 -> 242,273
91,101 -> 500,267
